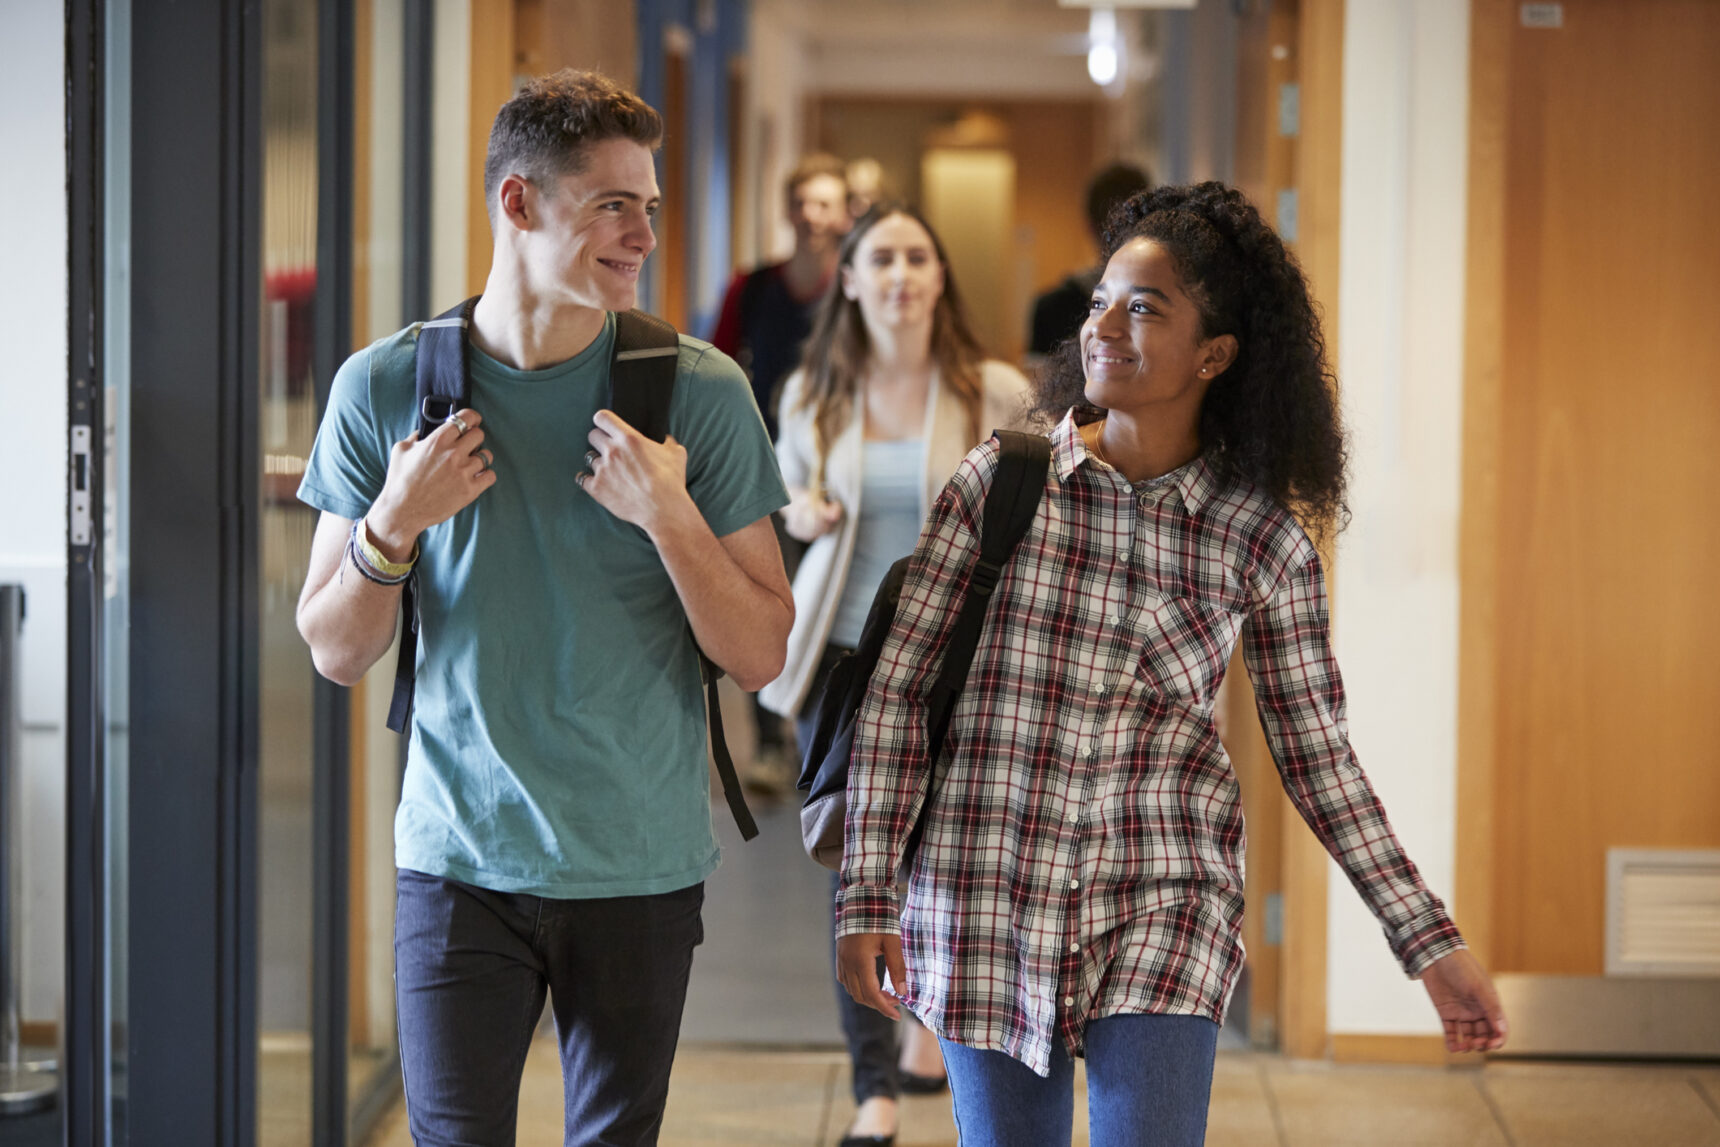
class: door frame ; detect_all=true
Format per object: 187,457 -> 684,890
114,1 -> 264,1143
65,0 -> 112,1138
65,0 -> 394,1141
1456,0 -> 1507,983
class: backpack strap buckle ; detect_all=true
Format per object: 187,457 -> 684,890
968,558 -> 1005,598
420,395 -> 460,426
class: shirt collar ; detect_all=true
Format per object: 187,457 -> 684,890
1049,411 -> 1092,484
1049,409 -> 1220,517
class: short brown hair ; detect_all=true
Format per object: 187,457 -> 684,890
783,153 -> 848,204
483,70 -> 663,221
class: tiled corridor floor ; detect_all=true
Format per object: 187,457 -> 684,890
362,1041 -> 1720,1146
358,731 -> 1720,1146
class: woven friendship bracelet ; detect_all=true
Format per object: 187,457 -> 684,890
356,517 -> 418,576
347,520 -> 414,586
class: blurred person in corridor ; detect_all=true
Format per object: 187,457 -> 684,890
710,153 -> 853,793
1026,162 -> 1151,366
845,156 -> 886,220
760,202 -> 1031,1147
837,183 -> 1507,1147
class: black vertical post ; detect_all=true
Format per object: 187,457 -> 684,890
312,0 -> 354,1143
126,0 -> 262,1142
66,0 -> 109,1142
401,1 -> 433,321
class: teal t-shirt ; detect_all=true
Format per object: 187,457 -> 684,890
297,314 -> 789,898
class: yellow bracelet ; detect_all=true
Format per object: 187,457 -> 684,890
356,518 -> 418,577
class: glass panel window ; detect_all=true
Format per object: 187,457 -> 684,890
259,0 -> 320,1141
347,0 -> 408,1125
103,0 -> 134,1139
3,4 -> 74,1145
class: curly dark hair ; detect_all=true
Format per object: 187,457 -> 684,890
1033,181 -> 1349,538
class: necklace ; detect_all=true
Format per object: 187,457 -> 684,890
1087,420 -> 1114,469
1088,419 -> 1193,491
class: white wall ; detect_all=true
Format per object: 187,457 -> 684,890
1327,0 -> 1470,1036
0,0 -> 69,1023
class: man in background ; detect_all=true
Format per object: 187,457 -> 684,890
710,153 -> 851,792
1026,162 -> 1151,364
710,153 -> 851,442
844,156 -> 885,220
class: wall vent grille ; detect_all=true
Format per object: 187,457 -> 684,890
1606,849 -> 1720,977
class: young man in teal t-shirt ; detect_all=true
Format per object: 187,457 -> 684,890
295,71 -> 791,1144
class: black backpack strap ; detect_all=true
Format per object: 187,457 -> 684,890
413,295 -> 479,438
610,308 -> 758,841
922,430 -> 1052,748
609,309 -> 679,443
388,296 -> 479,735
701,656 -> 758,841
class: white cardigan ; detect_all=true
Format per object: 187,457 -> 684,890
758,359 -> 1032,718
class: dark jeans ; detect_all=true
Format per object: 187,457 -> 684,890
394,869 -> 704,1147
940,1014 -> 1220,1147
794,644 -> 902,1104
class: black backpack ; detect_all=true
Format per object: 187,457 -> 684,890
797,429 -> 1052,868
386,295 -> 758,841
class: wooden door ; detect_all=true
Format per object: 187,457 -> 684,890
1462,0 -> 1720,1051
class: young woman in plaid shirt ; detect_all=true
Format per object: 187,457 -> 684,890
835,183 -> 1507,1146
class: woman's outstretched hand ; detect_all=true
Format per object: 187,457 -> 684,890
1419,949 -> 1509,1052
837,932 -> 907,1020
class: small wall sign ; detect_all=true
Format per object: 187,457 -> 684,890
1521,3 -> 1564,28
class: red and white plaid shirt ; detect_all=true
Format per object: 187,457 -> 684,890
836,413 -> 1465,1075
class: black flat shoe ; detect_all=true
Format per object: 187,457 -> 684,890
898,1069 -> 948,1095
838,1136 -> 895,1147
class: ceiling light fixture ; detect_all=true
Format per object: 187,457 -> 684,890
1088,7 -> 1120,87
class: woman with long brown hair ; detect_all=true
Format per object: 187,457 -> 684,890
760,202 -> 1030,1146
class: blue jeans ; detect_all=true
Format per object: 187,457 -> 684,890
940,1014 -> 1219,1147
394,869 -> 704,1146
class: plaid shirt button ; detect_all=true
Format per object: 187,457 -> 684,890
1062,995 -> 1075,1007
